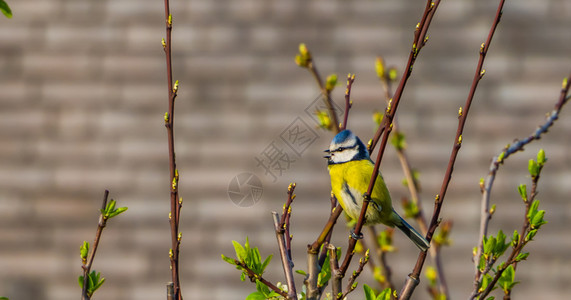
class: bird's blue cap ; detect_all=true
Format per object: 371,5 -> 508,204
332,129 -> 354,145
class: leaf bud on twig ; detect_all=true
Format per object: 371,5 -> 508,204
375,57 -> 385,79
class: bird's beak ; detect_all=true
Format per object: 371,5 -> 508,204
323,149 -> 331,159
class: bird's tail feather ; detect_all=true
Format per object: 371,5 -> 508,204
392,211 -> 430,251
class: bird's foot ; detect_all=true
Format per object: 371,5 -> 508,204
350,229 -> 363,240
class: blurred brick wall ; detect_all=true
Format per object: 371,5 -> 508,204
0,0 -> 569,299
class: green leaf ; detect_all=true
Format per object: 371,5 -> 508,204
515,252 -> 529,262
261,255 -> 272,273
245,291 -> 266,300
479,274 -> 494,293
221,254 -> 236,265
517,184 -> 527,202
485,297 -> 495,300
363,284 -> 376,300
483,236 -> 496,257
493,230 -> 510,258
255,280 -> 270,296
0,0 -> 12,18
107,199 -> 116,214
93,276 -> 105,292
498,265 -> 518,293
376,288 -> 392,300
232,241 -> 247,262
525,229 -> 537,242
78,275 -> 84,289
295,270 -> 307,276
317,252 -> 331,287
531,210 -> 547,229
0,297 -> 9,300
108,207 -> 128,218
527,200 -> 540,220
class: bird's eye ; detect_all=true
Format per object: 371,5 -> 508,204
335,147 -> 343,152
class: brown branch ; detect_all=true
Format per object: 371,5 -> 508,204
471,73 -> 570,299
399,1 -> 505,298
306,201 -> 343,300
341,74 -> 355,131
339,0 -> 441,278
81,190 -> 110,300
272,183 -> 298,300
378,53 -> 448,297
328,244 -> 342,299
339,249 -> 370,300
162,1 -> 182,299
475,167 -> 542,300
308,61 -> 340,133
234,259 -> 290,299
367,226 -> 396,291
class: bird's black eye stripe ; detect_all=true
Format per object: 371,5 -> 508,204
332,144 -> 356,152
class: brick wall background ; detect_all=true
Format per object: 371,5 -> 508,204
0,0 -> 570,299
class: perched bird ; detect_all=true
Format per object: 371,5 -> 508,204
324,129 -> 429,251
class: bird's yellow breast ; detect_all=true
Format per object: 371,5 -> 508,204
328,160 -> 393,225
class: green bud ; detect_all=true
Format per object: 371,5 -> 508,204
325,74 -> 338,92
375,57 -> 385,79
80,241 -> 89,263
528,159 -> 538,177
388,68 -> 398,81
515,252 -> 529,262
517,184 -> 527,202
525,229 -> 537,242
537,149 -> 546,165
512,230 -> 520,247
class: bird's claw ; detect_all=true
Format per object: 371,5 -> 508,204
350,229 -> 363,240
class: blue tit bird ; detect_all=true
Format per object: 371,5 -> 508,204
324,129 -> 429,251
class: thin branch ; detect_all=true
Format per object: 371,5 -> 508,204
339,249 -> 370,300
378,54 -> 448,297
162,1 -> 183,299
328,244 -> 342,299
308,61 -> 340,133
339,0 -> 441,278
399,1 -> 505,298
233,259 -> 290,299
306,202 -> 343,300
475,164 -> 543,300
272,183 -> 298,300
471,73 -> 570,299
367,226 -> 396,291
341,74 -> 355,131
81,190 -> 110,300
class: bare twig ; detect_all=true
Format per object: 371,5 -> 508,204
81,190 -> 110,300
367,226 -> 396,291
339,0 -> 442,278
306,202 -> 343,300
339,249 -> 370,300
328,244 -> 342,299
162,1 -> 183,299
471,73 -> 570,299
341,74 -> 356,131
399,2 -> 506,298
308,61 -> 340,133
233,259 -> 290,299
272,183 -> 298,300
378,54 -> 448,297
